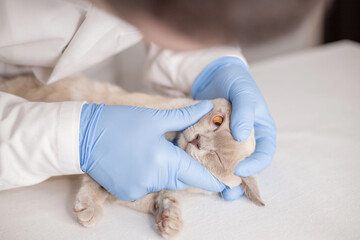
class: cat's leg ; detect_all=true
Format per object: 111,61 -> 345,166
73,174 -> 109,227
110,190 -> 183,238
154,190 -> 183,238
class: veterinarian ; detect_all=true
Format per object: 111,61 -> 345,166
0,0 -> 276,201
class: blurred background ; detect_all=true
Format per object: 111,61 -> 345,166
84,0 -> 360,91
241,0 -> 360,63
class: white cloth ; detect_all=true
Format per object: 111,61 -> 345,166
0,0 -> 245,189
0,41 -> 358,240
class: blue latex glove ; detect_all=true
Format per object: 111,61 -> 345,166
79,101 -> 226,201
192,56 -> 277,201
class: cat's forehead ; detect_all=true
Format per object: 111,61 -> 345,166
209,98 -> 231,115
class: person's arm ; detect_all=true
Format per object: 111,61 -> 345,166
0,91 -> 84,190
0,90 -> 226,200
144,43 -> 246,97
0,1 -> 224,199
144,44 -> 277,200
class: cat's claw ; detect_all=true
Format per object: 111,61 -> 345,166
73,200 -> 103,227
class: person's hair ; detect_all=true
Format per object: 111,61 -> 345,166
103,0 -> 323,46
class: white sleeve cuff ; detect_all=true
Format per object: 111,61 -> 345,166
0,91 -> 86,190
57,101 -> 86,174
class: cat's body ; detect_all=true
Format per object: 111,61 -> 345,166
0,75 -> 263,238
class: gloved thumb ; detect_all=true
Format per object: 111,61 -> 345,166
159,100 -> 213,132
169,144 -> 225,192
222,185 -> 245,201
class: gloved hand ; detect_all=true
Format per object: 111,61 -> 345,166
191,56 -> 277,201
79,101 -> 226,201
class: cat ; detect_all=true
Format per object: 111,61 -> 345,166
0,75 -> 264,238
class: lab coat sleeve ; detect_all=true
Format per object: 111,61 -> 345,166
0,91 -> 84,190
144,43 -> 247,97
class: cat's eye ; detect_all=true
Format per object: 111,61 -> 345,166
212,115 -> 224,130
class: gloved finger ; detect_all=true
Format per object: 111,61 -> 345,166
234,136 -> 276,177
230,89 -> 256,142
222,185 -> 245,201
158,100 -> 213,133
172,146 -> 226,192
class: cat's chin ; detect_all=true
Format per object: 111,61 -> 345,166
218,175 -> 242,189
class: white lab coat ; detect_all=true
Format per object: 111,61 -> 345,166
0,0 -> 246,190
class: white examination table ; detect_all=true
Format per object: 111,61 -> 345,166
0,40 -> 359,240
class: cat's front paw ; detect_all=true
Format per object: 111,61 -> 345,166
155,196 -> 183,238
73,199 -> 103,227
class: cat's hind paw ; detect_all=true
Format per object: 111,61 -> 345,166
73,200 -> 103,227
155,196 -> 183,238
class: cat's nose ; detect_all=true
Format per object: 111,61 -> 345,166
189,134 -> 200,149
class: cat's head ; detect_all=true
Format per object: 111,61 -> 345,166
177,99 -> 264,205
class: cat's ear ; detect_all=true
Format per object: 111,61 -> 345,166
240,176 -> 265,206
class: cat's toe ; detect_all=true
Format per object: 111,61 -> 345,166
74,200 -> 103,227
155,207 -> 183,238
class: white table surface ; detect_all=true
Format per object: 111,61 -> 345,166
1,40 -> 359,240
